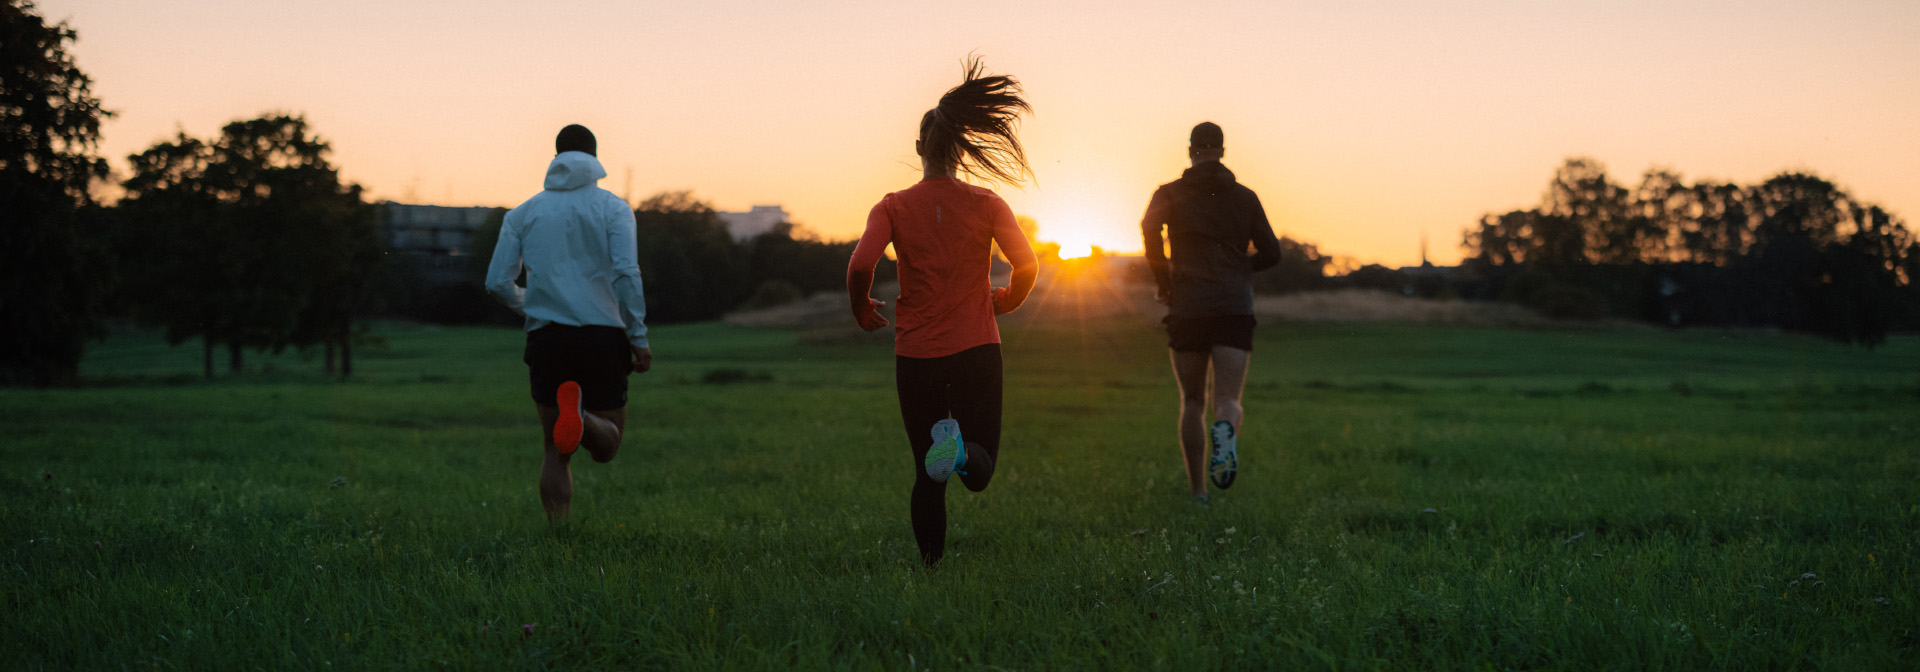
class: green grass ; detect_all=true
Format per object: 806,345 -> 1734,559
4,318 -> 1917,669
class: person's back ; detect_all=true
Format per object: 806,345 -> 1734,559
1148,161 -> 1277,317
501,151 -> 636,328
846,57 -> 1038,567
485,124 -> 651,522
1140,121 -> 1279,506
874,177 -> 1013,358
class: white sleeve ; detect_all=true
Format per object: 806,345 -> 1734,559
484,210 -> 527,315
605,201 -> 648,348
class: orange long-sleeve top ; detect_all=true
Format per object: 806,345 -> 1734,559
847,177 -> 1036,358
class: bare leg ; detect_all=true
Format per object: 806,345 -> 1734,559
581,408 -> 626,463
536,405 -> 573,521
535,404 -> 629,521
1170,349 -> 1212,498
1209,346 -> 1251,433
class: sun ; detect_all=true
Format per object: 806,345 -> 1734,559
1034,214 -> 1107,260
1056,241 -> 1095,260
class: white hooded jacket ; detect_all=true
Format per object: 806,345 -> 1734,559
485,151 -> 648,348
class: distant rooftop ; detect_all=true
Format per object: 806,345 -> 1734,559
717,205 -> 790,240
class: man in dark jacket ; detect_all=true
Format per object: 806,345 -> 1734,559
1140,121 -> 1281,505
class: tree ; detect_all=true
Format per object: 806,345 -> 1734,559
1627,168 -> 1690,263
0,1 -> 113,385
1252,236 -> 1329,294
632,191 -> 750,322
118,114 -> 373,377
1463,210 -> 1537,268
1533,158 -> 1626,265
1676,181 -> 1749,265
1459,157 -> 1918,341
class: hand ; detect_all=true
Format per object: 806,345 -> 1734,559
854,298 -> 891,332
630,346 -> 652,373
1154,285 -> 1169,305
990,285 -> 1012,314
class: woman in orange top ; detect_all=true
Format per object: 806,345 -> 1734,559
846,57 -> 1039,567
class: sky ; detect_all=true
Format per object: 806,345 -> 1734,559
42,0 -> 1920,266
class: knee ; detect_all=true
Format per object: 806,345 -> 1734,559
591,445 -> 619,463
1181,394 -> 1207,411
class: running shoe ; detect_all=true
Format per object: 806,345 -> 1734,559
1208,420 -> 1237,490
925,418 -> 967,483
554,381 -> 584,455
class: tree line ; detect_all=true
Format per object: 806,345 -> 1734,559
1,1 -> 886,385
8,2 -> 1910,386
1456,158 -> 1916,345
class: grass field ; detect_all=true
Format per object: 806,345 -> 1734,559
4,315 -> 1917,669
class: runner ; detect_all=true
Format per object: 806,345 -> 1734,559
1139,121 -> 1282,506
846,57 -> 1039,567
485,124 -> 652,521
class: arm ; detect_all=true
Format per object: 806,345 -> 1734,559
1246,191 -> 1282,273
989,197 -> 1037,314
484,211 -> 527,315
846,200 -> 892,331
604,201 -> 651,370
1139,188 -> 1172,299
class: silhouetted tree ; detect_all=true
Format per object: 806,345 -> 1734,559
744,221 -> 875,301
1,1 -> 113,385
1463,210 -> 1536,269
1460,157 -> 1917,342
632,191 -> 751,322
118,114 -> 372,376
1676,181 -> 1749,265
1252,236 -> 1329,294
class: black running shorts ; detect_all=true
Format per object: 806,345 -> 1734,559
1164,314 -> 1256,353
524,324 -> 630,410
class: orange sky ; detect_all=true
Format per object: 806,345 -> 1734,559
44,0 -> 1920,266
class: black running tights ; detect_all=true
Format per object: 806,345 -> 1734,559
896,343 -> 1002,566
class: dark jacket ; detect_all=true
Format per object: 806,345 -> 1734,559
1140,161 -> 1281,317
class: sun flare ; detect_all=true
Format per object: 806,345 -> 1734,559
1056,242 -> 1095,260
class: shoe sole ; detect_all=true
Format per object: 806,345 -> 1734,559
926,419 -> 964,482
1209,421 -> 1237,490
555,381 -> 583,455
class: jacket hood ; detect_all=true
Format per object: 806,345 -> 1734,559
543,151 -> 607,191
1180,160 -> 1236,187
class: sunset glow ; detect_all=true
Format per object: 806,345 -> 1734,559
40,0 -> 1920,267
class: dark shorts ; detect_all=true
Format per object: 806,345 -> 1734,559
524,324 -> 630,411
1164,314 -> 1256,353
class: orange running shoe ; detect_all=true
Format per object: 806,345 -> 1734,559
554,381 -> 584,455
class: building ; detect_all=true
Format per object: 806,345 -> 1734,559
717,205 -> 790,240
381,202 -> 496,255
379,202 -> 500,285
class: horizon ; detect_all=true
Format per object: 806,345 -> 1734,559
43,0 -> 1920,267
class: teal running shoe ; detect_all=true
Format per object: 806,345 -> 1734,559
1209,420 -> 1238,490
926,418 -> 967,483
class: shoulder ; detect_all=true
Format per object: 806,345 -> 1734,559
871,191 -> 902,214
1152,179 -> 1190,206
968,184 -> 1011,212
588,187 -> 631,213
504,195 -> 541,228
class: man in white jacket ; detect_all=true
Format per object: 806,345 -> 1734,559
486,124 -> 651,521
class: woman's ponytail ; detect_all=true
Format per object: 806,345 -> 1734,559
919,56 -> 1032,187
